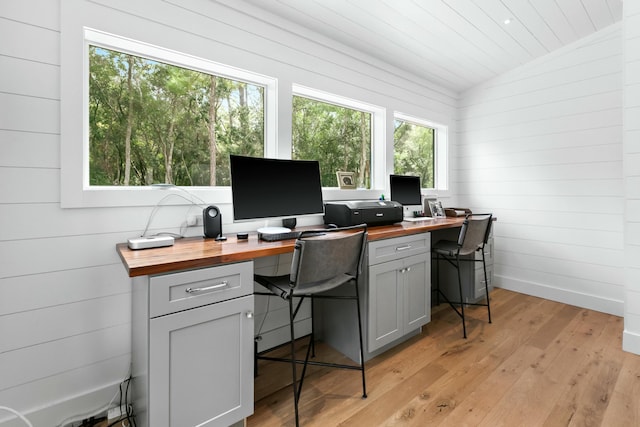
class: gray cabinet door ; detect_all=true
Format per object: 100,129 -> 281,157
368,258 -> 403,351
403,253 -> 430,330
368,253 -> 430,353
149,295 -> 254,427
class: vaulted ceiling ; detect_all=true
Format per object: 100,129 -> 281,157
231,0 -> 623,93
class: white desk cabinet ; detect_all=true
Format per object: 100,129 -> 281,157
132,261 -> 254,427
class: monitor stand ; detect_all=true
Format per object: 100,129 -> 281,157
403,204 -> 425,219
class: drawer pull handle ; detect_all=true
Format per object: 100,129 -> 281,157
396,245 -> 412,251
399,267 -> 412,273
185,281 -> 228,294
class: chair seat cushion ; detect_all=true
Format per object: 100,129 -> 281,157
432,239 -> 459,257
254,274 -> 292,299
255,273 -> 355,299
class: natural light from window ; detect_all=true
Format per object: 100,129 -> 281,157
393,118 -> 435,188
89,45 -> 265,187
291,95 -> 372,188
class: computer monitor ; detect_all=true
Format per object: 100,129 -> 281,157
230,155 -> 325,225
390,174 -> 423,218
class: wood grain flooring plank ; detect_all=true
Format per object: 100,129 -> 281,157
600,350 -> 640,426
246,290 -> 639,427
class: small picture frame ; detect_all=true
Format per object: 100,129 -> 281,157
428,200 -> 445,217
336,171 -> 356,189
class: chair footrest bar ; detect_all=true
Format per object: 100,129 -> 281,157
441,300 -> 490,307
256,355 -> 363,371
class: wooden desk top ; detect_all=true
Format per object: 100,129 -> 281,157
116,217 -> 467,277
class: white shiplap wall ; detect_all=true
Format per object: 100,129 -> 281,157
457,23 -> 625,316
0,0 -> 456,424
623,2 -> 640,354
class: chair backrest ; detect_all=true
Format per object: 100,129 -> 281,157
457,214 -> 492,256
289,224 -> 367,295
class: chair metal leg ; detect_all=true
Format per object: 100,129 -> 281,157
482,250 -> 492,324
435,253 -> 441,305
288,298 -> 300,427
456,255 -> 467,339
262,284 -> 368,425
310,297 -> 316,358
254,339 -> 258,378
353,281 -> 367,398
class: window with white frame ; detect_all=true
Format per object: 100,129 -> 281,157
89,45 -> 265,187
291,85 -> 386,190
394,113 -> 448,190
61,28 -> 277,207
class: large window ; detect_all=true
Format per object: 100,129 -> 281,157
394,113 -> 448,190
291,85 -> 385,190
61,28 -> 276,207
292,96 -> 371,188
89,46 -> 264,187
394,118 -> 435,188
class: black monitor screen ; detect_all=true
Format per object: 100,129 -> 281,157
390,174 -> 422,206
230,155 -> 325,221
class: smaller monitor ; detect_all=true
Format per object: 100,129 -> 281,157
390,174 -> 423,218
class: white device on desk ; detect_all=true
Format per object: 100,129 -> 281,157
403,216 -> 433,222
128,235 -> 175,250
257,226 -> 300,241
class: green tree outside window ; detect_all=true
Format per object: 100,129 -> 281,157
89,46 -> 265,187
394,119 -> 435,188
292,96 -> 371,188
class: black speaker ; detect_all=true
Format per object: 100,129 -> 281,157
282,218 -> 297,229
203,205 -> 222,239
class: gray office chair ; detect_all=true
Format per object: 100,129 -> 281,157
433,213 -> 493,338
254,224 -> 368,427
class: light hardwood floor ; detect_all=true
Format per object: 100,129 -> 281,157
247,288 -> 640,427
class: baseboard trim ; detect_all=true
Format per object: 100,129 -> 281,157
0,382 -> 123,427
623,330 -> 640,355
495,274 -> 624,317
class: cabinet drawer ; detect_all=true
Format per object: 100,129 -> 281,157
368,233 -> 430,266
150,261 -> 253,318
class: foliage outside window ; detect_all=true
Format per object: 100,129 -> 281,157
394,118 -> 435,188
89,46 -> 265,187
292,95 -> 371,188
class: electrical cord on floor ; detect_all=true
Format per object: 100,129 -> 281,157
124,375 -> 136,427
107,376 -> 136,427
56,368 -> 132,427
0,406 -> 33,427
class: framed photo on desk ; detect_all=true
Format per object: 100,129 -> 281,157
428,200 -> 445,217
336,171 -> 356,189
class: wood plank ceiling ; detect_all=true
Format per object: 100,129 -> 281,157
226,0 -> 623,93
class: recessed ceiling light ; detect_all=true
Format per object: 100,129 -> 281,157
504,18 -> 512,25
